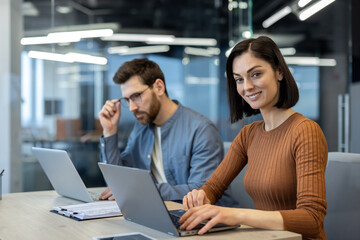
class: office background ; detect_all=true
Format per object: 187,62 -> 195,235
1,0 -> 359,196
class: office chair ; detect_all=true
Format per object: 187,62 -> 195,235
325,152 -> 360,240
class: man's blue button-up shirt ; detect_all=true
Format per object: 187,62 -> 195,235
100,101 -> 238,206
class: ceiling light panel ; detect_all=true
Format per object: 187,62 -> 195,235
298,0 -> 336,21
262,6 -> 292,28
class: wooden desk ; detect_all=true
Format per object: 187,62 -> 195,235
0,190 -> 301,240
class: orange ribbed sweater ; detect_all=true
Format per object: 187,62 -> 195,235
202,113 -> 328,240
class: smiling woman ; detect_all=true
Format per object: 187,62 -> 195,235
226,36 -> 299,123
180,36 -> 328,240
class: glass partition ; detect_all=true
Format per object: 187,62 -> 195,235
21,0 -> 253,191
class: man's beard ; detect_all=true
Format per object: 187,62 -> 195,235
133,92 -> 161,125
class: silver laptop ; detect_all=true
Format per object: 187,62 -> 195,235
32,147 -> 99,202
98,163 -> 240,237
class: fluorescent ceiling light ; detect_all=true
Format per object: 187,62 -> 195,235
56,65 -> 106,75
107,46 -> 131,54
262,6 -> 292,28
298,0 -> 336,21
107,45 -> 170,55
103,34 -> 217,46
184,47 -> 220,57
21,29 -> 113,45
48,29 -> 113,39
186,76 -> 219,85
56,6 -> 73,14
66,53 -> 108,65
280,47 -> 297,55
298,0 -> 312,8
28,51 -> 73,63
102,34 -> 175,42
46,23 -> 119,33
28,51 -> 107,65
148,38 -> 217,46
285,56 -> 336,66
21,36 -> 81,45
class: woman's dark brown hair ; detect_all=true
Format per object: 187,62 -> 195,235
226,36 -> 299,123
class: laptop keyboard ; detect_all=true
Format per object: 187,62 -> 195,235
169,210 -> 204,230
170,213 -> 182,228
89,191 -> 100,201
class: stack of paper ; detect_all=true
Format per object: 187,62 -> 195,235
52,201 -> 122,220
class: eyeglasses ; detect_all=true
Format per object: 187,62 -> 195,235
119,86 -> 151,108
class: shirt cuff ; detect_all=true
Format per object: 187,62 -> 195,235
100,134 -> 118,163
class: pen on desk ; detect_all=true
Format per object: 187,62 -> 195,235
0,169 -> 4,176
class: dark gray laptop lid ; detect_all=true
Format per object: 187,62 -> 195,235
98,163 -> 179,236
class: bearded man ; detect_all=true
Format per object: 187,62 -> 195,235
98,58 -> 237,207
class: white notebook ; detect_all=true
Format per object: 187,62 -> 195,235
52,201 -> 122,220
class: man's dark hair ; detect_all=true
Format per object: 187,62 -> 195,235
226,36 -> 299,123
113,58 -> 168,96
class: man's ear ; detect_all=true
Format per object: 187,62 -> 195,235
154,78 -> 166,96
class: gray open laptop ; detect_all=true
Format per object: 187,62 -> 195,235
32,147 -> 99,202
98,163 -> 239,237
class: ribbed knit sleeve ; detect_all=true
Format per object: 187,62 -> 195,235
201,122 -> 254,204
280,119 -> 328,239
